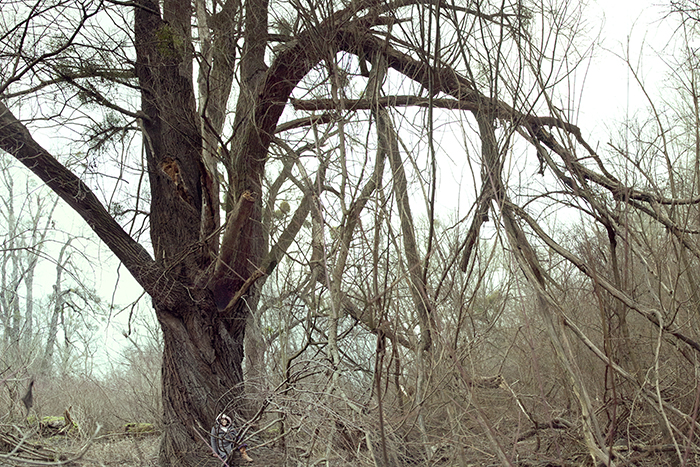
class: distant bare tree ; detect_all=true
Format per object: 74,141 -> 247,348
0,154 -> 104,374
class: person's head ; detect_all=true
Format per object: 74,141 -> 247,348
218,414 -> 232,427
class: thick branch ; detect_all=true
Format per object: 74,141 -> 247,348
0,102 -> 180,306
327,28 -> 700,217
263,192 -> 312,275
291,95 -> 481,112
380,107 -> 433,351
221,267 -> 266,314
533,126 -> 700,206
275,113 -> 335,133
212,190 -> 256,309
215,191 -> 257,280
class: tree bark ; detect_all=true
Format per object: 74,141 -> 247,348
132,2 -> 250,464
157,298 -> 244,465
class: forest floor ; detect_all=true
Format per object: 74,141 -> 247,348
1,431 -> 291,467
1,424 -> 692,466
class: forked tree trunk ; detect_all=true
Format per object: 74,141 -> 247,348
133,2 -> 253,464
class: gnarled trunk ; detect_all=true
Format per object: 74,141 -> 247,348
156,296 -> 245,465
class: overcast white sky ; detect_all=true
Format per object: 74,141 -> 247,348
581,0 -> 673,135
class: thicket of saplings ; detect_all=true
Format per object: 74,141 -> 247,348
1,250 -> 696,466
1,341 -> 162,441
247,265 -> 697,465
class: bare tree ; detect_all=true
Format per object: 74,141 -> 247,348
6,0 -> 700,466
0,153 -> 104,370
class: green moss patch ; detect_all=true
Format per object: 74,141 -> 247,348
123,422 -> 156,435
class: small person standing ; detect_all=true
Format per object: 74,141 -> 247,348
210,413 -> 254,463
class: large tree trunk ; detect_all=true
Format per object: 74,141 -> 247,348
156,296 -> 245,465
132,2 -> 248,464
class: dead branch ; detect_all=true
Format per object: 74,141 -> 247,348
0,424 -> 101,465
221,268 -> 266,314
214,190 -> 257,281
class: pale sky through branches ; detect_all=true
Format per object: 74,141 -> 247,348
2,0 -> 681,373
583,0 -> 671,135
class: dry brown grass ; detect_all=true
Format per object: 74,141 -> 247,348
82,435 -> 160,466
